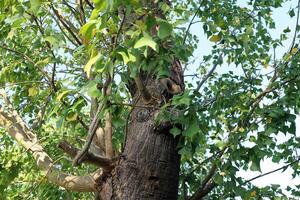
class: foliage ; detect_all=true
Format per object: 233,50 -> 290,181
1,0 -> 300,199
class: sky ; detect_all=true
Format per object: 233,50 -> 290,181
186,0 -> 300,196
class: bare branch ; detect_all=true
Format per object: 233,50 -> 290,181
58,140 -> 115,169
73,100 -> 105,166
51,4 -> 82,46
195,53 -> 223,92
242,157 -> 300,186
0,103 -> 99,192
183,1 -> 203,44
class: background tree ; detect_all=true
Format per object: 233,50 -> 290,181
1,0 -> 300,199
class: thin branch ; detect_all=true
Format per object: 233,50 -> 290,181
85,0 -> 94,10
195,53 -> 223,92
242,157 -> 300,186
79,0 -> 86,24
183,1 -> 202,44
51,14 -> 78,46
288,0 -> 300,53
73,100 -> 105,166
51,5 -> 82,46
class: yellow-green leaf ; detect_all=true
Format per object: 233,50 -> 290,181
118,51 -> 136,65
209,35 -> 222,43
291,47 -> 298,54
84,54 -> 101,78
79,20 -> 97,41
134,36 -> 157,51
56,90 -> 69,102
66,113 -> 78,122
28,87 -> 38,96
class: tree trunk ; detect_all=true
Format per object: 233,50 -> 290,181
98,75 -> 182,199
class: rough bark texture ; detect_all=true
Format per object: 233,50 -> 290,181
98,73 -> 183,199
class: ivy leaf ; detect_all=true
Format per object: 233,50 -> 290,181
134,36 -> 157,51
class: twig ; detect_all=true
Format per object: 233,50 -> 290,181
85,0 -> 94,10
242,157 -> 300,186
288,0 -> 300,53
0,44 -> 52,82
51,4 -> 82,45
183,1 -> 202,44
195,53 -> 223,92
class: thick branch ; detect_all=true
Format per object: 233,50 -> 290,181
0,106 -> 99,192
134,74 -> 152,103
189,163 -> 217,200
58,140 -> 114,169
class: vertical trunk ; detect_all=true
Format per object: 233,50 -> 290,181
97,2 -> 184,198
98,76 -> 182,200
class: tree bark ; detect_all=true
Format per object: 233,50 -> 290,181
98,73 -> 183,199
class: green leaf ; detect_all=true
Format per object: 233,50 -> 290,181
158,21 -> 172,39
134,35 -> 157,51
44,36 -> 58,46
84,54 -> 101,78
30,0 -> 41,12
56,90 -> 70,102
118,51 -> 136,65
170,127 -> 181,137
35,57 -> 51,67
93,0 -> 107,11
250,159 -> 261,172
79,20 -> 97,41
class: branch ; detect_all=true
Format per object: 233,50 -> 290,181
73,100 -> 105,166
183,0 -> 203,44
134,74 -> 152,103
241,157 -> 300,186
79,0 -> 86,24
189,163 -> 218,200
195,53 -> 223,92
51,5 -> 82,46
0,104 -> 99,192
288,0 -> 300,53
85,0 -> 94,9
58,140 -> 115,169
0,44 -> 52,82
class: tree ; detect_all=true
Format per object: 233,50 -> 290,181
1,0 -> 300,199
